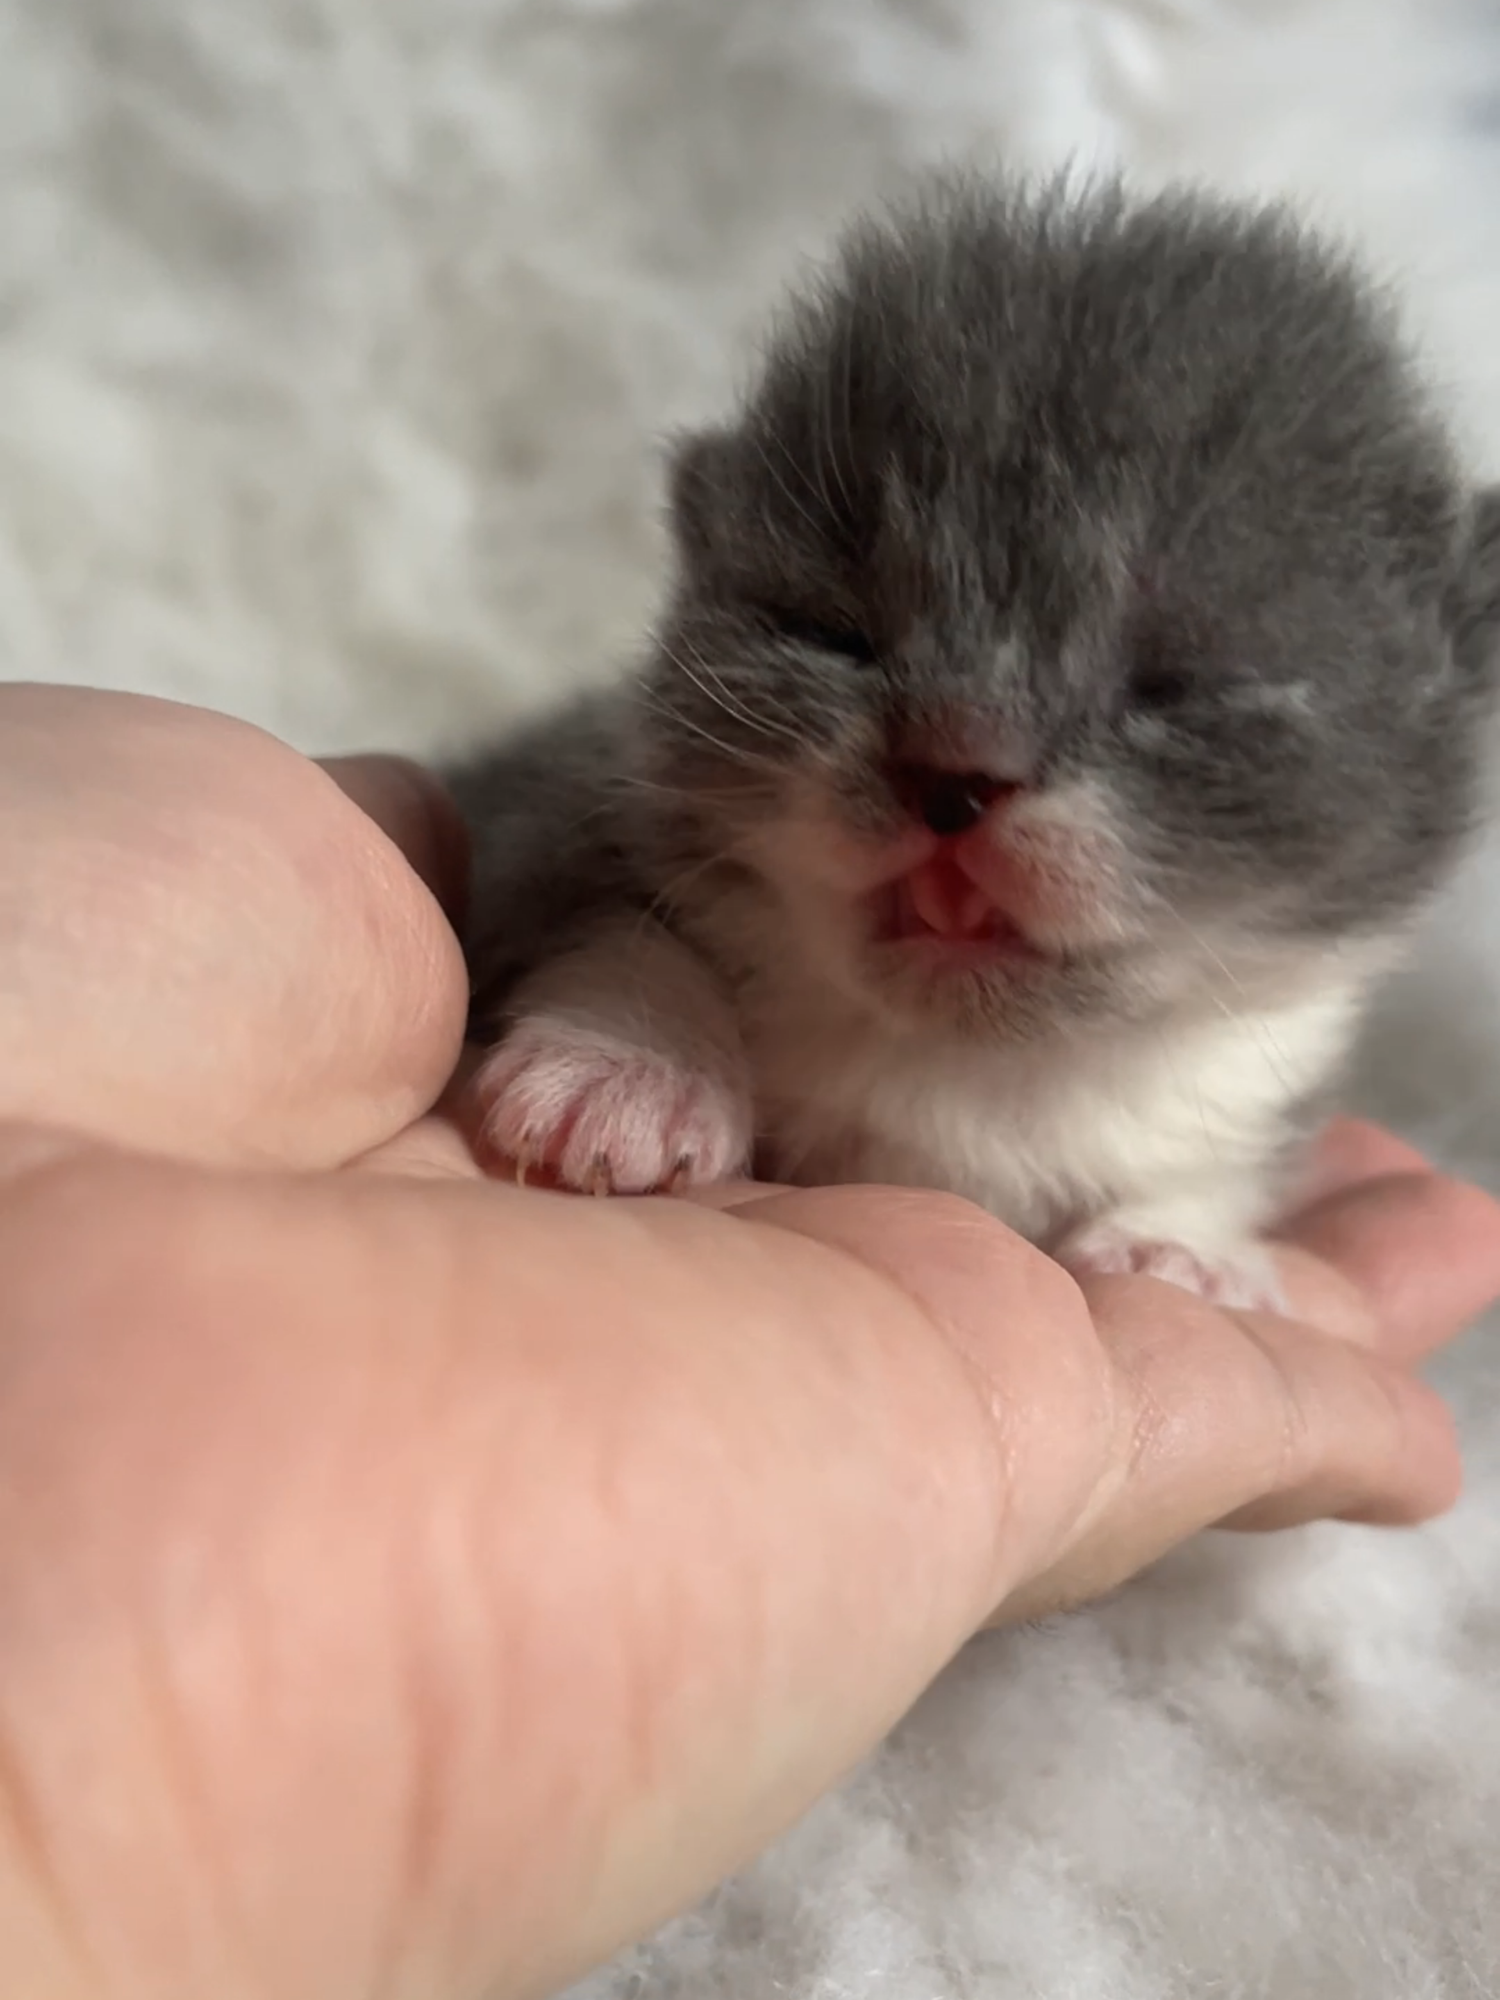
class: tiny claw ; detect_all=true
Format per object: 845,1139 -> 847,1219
588,1154 -> 612,1199
665,1154 -> 693,1196
513,1146 -> 533,1190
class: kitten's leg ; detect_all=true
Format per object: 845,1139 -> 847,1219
1055,1178 -> 1286,1313
467,917 -> 753,1195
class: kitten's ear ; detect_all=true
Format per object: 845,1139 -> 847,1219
1448,486 -> 1500,682
666,427 -> 739,563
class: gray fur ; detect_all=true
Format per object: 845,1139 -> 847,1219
447,688 -> 651,1010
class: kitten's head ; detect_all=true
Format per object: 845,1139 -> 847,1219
636,178 -> 1500,1038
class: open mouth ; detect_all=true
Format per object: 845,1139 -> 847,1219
868,850 -> 1049,963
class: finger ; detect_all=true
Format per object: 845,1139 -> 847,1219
708,1165 -> 1492,1567
1218,1339 -> 1460,1529
348,1112 -> 489,1182
1275,1168 -> 1500,1362
0,1150 -> 1036,2000
993,1281 -> 1463,1625
1288,1116 -> 1435,1207
681,1181 -> 794,1210
0,686 -> 468,1166
1218,1314 -> 1460,1528
743,1183 -> 1117,1586
740,1184 -> 1466,1624
318,755 -> 470,926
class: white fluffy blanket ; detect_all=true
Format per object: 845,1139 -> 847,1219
5,2 -> 1500,1992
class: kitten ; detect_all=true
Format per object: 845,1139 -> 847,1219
446,175 -> 1500,1304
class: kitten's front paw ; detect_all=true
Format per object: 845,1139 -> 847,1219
468,1017 -> 752,1196
1058,1222 -> 1284,1313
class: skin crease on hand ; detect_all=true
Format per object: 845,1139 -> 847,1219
0,688 -> 1497,2000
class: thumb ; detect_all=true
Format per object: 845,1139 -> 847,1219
0,687 -> 469,1167
318,754 -> 470,930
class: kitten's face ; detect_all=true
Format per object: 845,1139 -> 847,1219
637,186 -> 1499,1038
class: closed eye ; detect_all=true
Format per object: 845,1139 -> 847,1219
1127,619 -> 1197,711
762,606 -> 879,666
1130,659 -> 1194,709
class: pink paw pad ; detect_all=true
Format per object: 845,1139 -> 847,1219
1061,1228 -> 1283,1313
468,1019 -> 751,1196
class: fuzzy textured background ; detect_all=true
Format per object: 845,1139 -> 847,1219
4,2 -> 1500,1994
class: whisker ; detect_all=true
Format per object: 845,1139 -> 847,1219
747,432 -> 827,545
657,638 -> 801,746
835,311 -> 858,521
1161,905 -> 1300,1096
634,687 -> 790,779
637,844 -> 751,937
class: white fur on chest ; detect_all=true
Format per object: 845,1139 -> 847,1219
749,978 -> 1364,1243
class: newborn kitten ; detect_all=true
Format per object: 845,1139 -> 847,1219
447,175 -> 1500,1307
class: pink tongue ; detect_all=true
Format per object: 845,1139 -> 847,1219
905,852 -> 996,939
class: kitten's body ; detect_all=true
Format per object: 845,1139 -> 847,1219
449,176 -> 1500,1302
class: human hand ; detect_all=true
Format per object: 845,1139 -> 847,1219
1,684 -> 1495,2000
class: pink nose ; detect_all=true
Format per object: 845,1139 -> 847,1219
898,765 -> 1021,838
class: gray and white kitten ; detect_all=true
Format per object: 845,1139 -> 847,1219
447,176 -> 1500,1306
